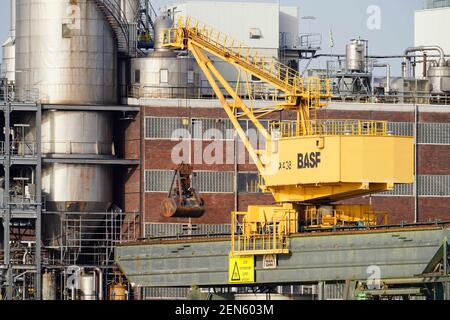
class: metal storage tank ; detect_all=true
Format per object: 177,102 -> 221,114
24,111 -> 114,246
15,0 -> 117,104
346,39 -> 366,73
153,14 -> 173,51
79,272 -> 97,300
119,0 -> 140,23
130,55 -> 199,98
427,62 -> 450,95
1,38 -> 15,82
40,111 -> 113,156
129,15 -> 199,99
42,271 -> 57,300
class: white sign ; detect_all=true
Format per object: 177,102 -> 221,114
263,254 -> 277,269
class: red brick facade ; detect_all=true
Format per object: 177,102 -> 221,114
123,103 -> 450,229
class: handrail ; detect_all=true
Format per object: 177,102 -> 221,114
269,119 -> 390,137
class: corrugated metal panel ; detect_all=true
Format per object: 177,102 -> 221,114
419,123 -> 450,145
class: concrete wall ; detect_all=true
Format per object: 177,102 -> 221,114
169,1 -> 281,49
414,7 -> 450,77
167,1 -> 297,88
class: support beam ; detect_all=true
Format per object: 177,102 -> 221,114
35,104 -> 42,300
4,102 -> 12,300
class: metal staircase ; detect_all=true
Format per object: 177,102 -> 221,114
93,0 -> 137,57
139,0 -> 157,33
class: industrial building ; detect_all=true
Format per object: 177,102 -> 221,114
0,0 -> 449,301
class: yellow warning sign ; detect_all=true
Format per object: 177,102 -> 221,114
228,255 -> 255,284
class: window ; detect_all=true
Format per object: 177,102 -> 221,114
188,70 -> 195,84
251,75 -> 261,82
160,69 -> 169,83
192,119 -> 203,139
134,69 -> 141,84
145,170 -> 234,193
376,175 -> 450,197
238,172 -> 261,193
249,28 -> 262,39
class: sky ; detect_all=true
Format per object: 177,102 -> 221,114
0,0 -> 425,75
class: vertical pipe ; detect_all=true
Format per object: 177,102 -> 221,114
4,102 -> 12,300
317,281 -> 325,300
234,111 -> 238,212
423,53 -> 428,78
93,266 -> 103,300
414,104 -> 419,223
140,108 -> 144,238
11,0 -> 16,39
35,104 -> 42,300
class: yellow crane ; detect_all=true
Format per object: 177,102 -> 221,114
162,17 -> 414,256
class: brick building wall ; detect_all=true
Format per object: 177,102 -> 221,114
123,100 -> 450,235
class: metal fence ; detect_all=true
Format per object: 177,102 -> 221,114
141,287 -> 189,300
144,223 -> 232,239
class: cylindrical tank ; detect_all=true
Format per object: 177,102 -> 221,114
130,55 -> 199,98
40,111 -> 114,156
40,111 -> 113,211
79,272 -> 97,300
120,0 -> 140,23
11,0 -> 16,38
24,111 -> 114,246
427,63 -> 450,95
1,39 -> 15,83
42,271 -> 57,300
15,0 -> 117,104
1,0 -> 16,83
153,14 -> 174,51
109,283 -> 127,300
346,39 -> 366,73
42,164 -> 113,212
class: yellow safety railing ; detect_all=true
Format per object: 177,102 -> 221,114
231,209 -> 297,256
303,207 -> 388,229
269,119 -> 389,137
162,16 -> 331,105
